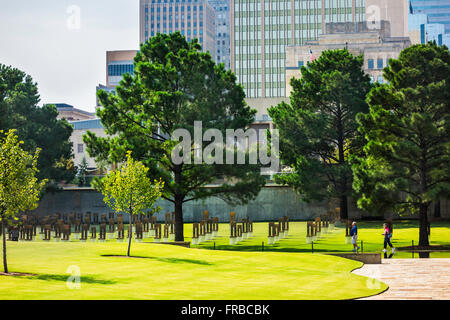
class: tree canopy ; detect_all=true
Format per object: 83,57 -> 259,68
0,64 -> 75,187
95,151 -> 164,256
84,32 -> 266,241
352,42 -> 450,246
268,49 -> 372,219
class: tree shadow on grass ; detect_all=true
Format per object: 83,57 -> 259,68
101,255 -> 213,266
27,274 -> 116,285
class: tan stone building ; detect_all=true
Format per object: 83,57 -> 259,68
285,21 -> 411,96
69,119 -> 109,170
53,104 -> 96,121
365,0 -> 409,37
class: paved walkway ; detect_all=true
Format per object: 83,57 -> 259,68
352,258 -> 450,300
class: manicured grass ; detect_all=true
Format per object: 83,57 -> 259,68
186,220 -> 450,258
1,220 -> 448,299
0,240 -> 386,300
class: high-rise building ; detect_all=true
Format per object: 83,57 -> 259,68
231,0 -> 367,99
410,0 -> 450,33
139,0 -> 216,57
408,0 -> 450,47
209,0 -> 231,69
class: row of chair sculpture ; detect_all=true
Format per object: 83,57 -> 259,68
306,214 -> 335,244
267,216 -> 289,245
192,211 -> 220,245
229,212 -> 254,245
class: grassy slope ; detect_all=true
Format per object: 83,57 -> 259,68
0,240 -> 386,300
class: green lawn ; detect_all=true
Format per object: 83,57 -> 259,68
187,220 -> 450,258
1,220 -> 448,299
0,240 -> 386,300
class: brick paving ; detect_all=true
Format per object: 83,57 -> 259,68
352,258 -> 450,300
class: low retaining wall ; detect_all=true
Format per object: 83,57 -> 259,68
328,253 -> 382,264
31,186 -> 449,223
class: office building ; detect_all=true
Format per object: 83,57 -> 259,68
231,0 -> 367,99
365,0 -> 409,37
410,0 -> 450,33
285,21 -> 411,96
70,119 -> 108,170
209,0 -> 231,69
96,50 -> 138,107
105,50 -> 138,87
408,12 -> 428,44
409,1 -> 450,47
139,0 -> 216,56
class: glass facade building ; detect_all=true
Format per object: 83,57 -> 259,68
140,0 -> 216,58
409,1 -> 450,47
410,0 -> 450,33
231,0 -> 366,98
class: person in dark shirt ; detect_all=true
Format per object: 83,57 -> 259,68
350,222 -> 360,253
382,223 -> 395,254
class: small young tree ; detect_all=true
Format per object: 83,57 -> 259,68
0,130 -> 47,273
94,151 -> 164,257
77,156 -> 89,186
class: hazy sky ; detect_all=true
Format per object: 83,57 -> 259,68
0,0 -> 139,113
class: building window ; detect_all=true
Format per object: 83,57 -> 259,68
368,59 -> 374,69
78,144 -> 84,153
377,59 -> 383,69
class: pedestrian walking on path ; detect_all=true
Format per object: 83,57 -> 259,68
382,223 -> 395,253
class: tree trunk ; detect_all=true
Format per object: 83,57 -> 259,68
174,194 -> 184,242
336,107 -> 348,221
434,200 -> 441,218
174,165 -> 184,242
127,210 -> 133,257
340,195 -> 349,220
419,203 -> 429,247
127,224 -> 133,257
2,217 -> 8,273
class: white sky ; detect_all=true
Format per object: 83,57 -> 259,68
0,0 -> 139,113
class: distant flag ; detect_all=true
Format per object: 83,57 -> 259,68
309,49 -> 316,63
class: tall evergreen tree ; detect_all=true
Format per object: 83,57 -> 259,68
352,42 -> 450,246
0,64 -> 75,186
84,32 -> 265,241
268,49 -> 372,219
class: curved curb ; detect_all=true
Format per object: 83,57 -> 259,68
348,264 -> 390,300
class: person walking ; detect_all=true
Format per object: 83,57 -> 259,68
350,221 -> 360,253
382,223 -> 395,253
